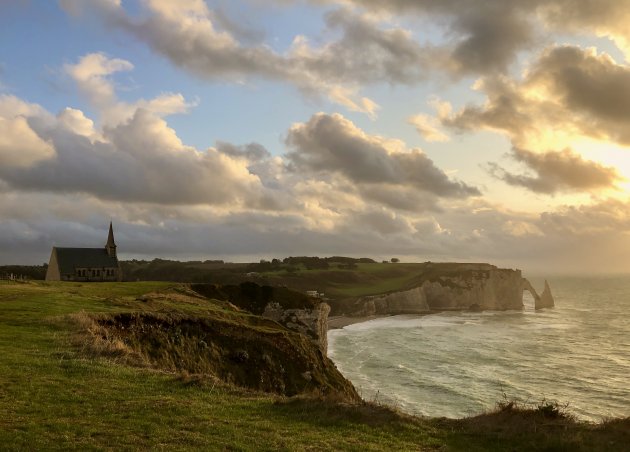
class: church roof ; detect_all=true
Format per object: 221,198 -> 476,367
53,247 -> 119,275
106,221 -> 116,248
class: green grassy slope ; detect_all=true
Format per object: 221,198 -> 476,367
263,262 -> 425,297
1,281 -> 628,451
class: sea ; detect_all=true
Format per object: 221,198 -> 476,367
327,276 -> 630,422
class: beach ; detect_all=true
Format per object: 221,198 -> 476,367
327,315 -> 382,330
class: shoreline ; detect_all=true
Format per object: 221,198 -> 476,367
327,315 -> 384,330
327,311 -> 438,330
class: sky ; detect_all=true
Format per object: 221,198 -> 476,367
2,0 -> 630,273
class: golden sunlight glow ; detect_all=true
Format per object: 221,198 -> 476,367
573,138 -> 630,194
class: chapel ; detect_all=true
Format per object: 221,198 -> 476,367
45,222 -> 122,282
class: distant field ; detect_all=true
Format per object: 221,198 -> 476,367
263,263 -> 425,298
261,262 -> 499,302
6,259 -> 498,302
0,281 -> 628,451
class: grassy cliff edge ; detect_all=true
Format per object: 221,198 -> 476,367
0,280 -> 628,451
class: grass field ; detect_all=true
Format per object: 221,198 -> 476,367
1,280 -> 628,450
263,262 -> 501,300
264,263 -> 426,299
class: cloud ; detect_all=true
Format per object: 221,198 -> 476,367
0,55 -> 275,208
408,113 -> 449,142
539,197 -> 630,236
502,220 -> 543,237
526,46 -> 630,144
0,95 -> 56,168
216,141 -> 271,162
307,0 -> 538,75
57,108 -> 98,139
286,112 -> 480,198
0,98 -> 272,208
0,115 -> 55,168
0,94 -> 49,118
488,148 -> 623,194
353,208 -> 416,235
58,0 -> 630,110
540,0 -> 630,57
65,53 -> 196,126
313,0 -> 630,73
299,8 -> 435,86
59,2 -> 445,116
0,90 -> 487,262
5,176 -> 630,274
64,52 -> 133,107
0,55 -> 479,231
436,45 -> 630,193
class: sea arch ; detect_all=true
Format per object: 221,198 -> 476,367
522,278 -> 555,310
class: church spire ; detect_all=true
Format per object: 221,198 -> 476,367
106,221 -> 117,258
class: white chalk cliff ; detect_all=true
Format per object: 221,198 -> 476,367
351,264 -> 555,315
355,287 -> 430,316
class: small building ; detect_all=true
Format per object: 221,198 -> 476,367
45,222 -> 122,282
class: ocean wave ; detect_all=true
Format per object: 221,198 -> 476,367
327,276 -> 630,420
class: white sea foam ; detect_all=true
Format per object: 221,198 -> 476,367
327,276 -> 630,421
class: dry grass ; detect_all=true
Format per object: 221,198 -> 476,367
66,311 -> 147,366
63,305 -> 359,401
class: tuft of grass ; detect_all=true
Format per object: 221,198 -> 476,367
494,393 -> 575,421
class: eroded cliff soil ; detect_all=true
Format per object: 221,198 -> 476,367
191,282 -> 329,352
83,310 -> 358,400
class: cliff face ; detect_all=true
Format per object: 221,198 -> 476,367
356,287 -> 430,316
422,268 -> 524,311
347,265 -> 540,316
190,282 -> 330,355
263,302 -> 330,353
90,311 -> 357,399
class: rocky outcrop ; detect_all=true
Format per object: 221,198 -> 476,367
263,302 -> 330,353
190,282 -> 330,354
522,278 -> 541,306
537,280 -> 555,309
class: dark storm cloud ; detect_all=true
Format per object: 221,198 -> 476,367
527,46 -> 630,142
488,148 -> 623,194
286,113 -> 480,198
308,0 -> 540,75
302,8 -> 437,85
314,0 -> 630,74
